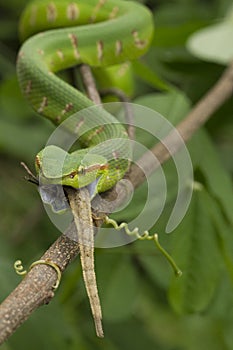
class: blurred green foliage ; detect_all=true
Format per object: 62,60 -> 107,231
0,0 -> 233,349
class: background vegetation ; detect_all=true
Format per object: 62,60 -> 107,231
0,0 -> 233,349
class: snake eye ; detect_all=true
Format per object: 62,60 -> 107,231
69,171 -> 76,179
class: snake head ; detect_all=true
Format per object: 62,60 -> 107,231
35,145 -> 108,191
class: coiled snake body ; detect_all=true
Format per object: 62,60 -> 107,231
17,0 -> 154,191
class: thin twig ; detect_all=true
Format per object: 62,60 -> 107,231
80,64 -> 102,105
0,61 -> 233,345
100,87 -> 135,140
127,61 -> 233,188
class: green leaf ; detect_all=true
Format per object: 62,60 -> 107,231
203,189 -> 233,281
168,189 -> 221,314
111,90 -> 191,223
138,253 -> 171,290
0,258 -> 19,300
0,77 -> 53,160
0,77 -> 32,120
0,45 -> 15,76
132,60 -> 172,91
134,90 -> 191,125
187,5 -> 233,64
99,255 -> 139,322
188,129 -> 233,226
152,1 -> 216,27
7,299 -> 85,350
0,120 -> 52,160
152,21 -> 209,48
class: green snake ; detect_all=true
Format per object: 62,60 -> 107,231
17,0 -> 154,195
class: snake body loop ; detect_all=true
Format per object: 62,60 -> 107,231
17,0 -> 154,192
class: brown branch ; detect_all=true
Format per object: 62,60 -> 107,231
100,87 -> 135,140
0,226 -> 79,344
93,61 -> 233,210
0,61 -> 233,345
127,61 -> 233,188
80,64 -> 102,105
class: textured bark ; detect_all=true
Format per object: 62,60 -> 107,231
0,229 -> 79,344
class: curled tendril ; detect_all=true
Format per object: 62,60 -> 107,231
105,216 -> 182,277
14,260 -> 27,276
13,259 -> 62,289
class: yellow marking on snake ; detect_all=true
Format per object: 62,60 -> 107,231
47,2 -> 57,22
61,103 -> 74,116
30,5 -> 38,26
37,49 -> 44,55
68,33 -> 80,59
37,96 -> 48,114
109,6 -> 119,19
132,30 -> 148,49
25,80 -> 32,95
97,40 -> 104,61
115,40 -> 123,56
87,126 -> 105,142
74,118 -> 85,134
67,3 -> 79,20
90,0 -> 107,22
56,49 -> 65,60
117,62 -> 130,77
